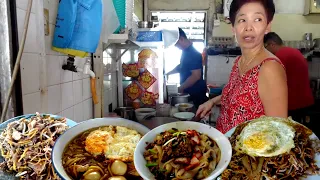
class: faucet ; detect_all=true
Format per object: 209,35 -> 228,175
77,59 -> 95,78
62,57 -> 98,104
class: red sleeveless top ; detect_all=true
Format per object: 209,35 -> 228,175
216,57 -> 284,134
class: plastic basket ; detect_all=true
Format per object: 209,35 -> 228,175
136,31 -> 163,42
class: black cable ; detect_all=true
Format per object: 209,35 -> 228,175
9,0 -> 23,116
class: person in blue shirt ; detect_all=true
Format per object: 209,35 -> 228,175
166,28 -> 208,108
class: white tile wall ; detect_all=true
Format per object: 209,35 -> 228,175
47,85 -> 61,114
73,80 -> 83,105
62,106 -> 74,120
73,103 -> 83,122
60,57 -> 73,83
20,53 -> 41,95
23,92 -> 41,114
46,55 -> 61,86
61,82 -> 74,110
17,0 -> 94,121
206,55 -> 236,86
83,78 -> 92,100
16,9 -> 39,53
83,98 -> 93,120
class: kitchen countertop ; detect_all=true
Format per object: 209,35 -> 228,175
138,117 -> 181,129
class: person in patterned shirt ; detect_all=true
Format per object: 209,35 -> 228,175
196,0 -> 288,134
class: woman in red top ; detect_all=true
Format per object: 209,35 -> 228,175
196,0 -> 288,134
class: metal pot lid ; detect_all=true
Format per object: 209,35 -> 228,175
170,93 -> 190,97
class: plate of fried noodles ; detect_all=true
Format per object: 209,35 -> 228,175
221,116 -> 320,180
0,113 -> 76,180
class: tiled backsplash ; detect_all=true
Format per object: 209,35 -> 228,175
206,55 -> 237,86
16,0 -> 95,122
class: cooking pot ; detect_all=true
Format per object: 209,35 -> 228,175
168,93 -> 190,106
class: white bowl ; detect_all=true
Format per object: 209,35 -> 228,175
134,121 -> 232,180
175,103 -> 194,112
173,112 -> 195,120
135,108 -> 156,121
52,118 -> 150,180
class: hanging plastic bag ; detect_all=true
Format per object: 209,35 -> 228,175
101,0 -> 120,44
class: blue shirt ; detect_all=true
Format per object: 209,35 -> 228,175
180,45 -> 206,95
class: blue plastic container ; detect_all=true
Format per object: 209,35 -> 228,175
136,31 -> 163,42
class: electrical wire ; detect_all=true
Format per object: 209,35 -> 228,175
0,0 -> 33,123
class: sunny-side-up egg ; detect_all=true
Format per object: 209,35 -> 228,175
85,129 -> 114,156
235,117 -> 296,157
105,126 -> 142,162
84,126 -> 142,162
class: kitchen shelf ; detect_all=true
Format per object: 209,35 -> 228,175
152,12 -> 206,41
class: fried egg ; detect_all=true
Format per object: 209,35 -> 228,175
85,129 -> 114,156
85,126 -> 141,162
235,117 -> 295,157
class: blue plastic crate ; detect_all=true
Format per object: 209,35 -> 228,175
136,31 -> 162,42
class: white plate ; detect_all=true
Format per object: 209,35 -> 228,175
134,121 -> 232,180
173,112 -> 195,120
225,126 -> 320,180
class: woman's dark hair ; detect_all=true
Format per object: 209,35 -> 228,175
229,0 -> 275,26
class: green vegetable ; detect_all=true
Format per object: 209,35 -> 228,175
146,162 -> 158,167
168,129 -> 176,133
173,132 -> 180,136
148,149 -> 157,154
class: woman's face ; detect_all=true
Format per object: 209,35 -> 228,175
232,2 -> 271,50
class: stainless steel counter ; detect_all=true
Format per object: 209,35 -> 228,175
138,117 -> 181,129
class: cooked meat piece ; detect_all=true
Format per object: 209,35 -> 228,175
162,136 -> 193,162
162,131 -> 173,143
174,157 -> 190,164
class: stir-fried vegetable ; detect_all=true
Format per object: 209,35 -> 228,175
0,113 -> 68,179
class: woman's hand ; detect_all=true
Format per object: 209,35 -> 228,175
196,98 -> 215,118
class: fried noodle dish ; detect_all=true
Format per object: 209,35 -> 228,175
62,126 -> 142,180
222,117 -> 320,180
0,113 -> 68,179
144,128 -> 221,180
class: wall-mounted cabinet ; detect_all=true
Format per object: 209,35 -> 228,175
304,0 -> 320,15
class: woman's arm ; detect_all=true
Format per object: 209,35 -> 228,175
196,95 -> 222,118
258,60 -> 288,117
